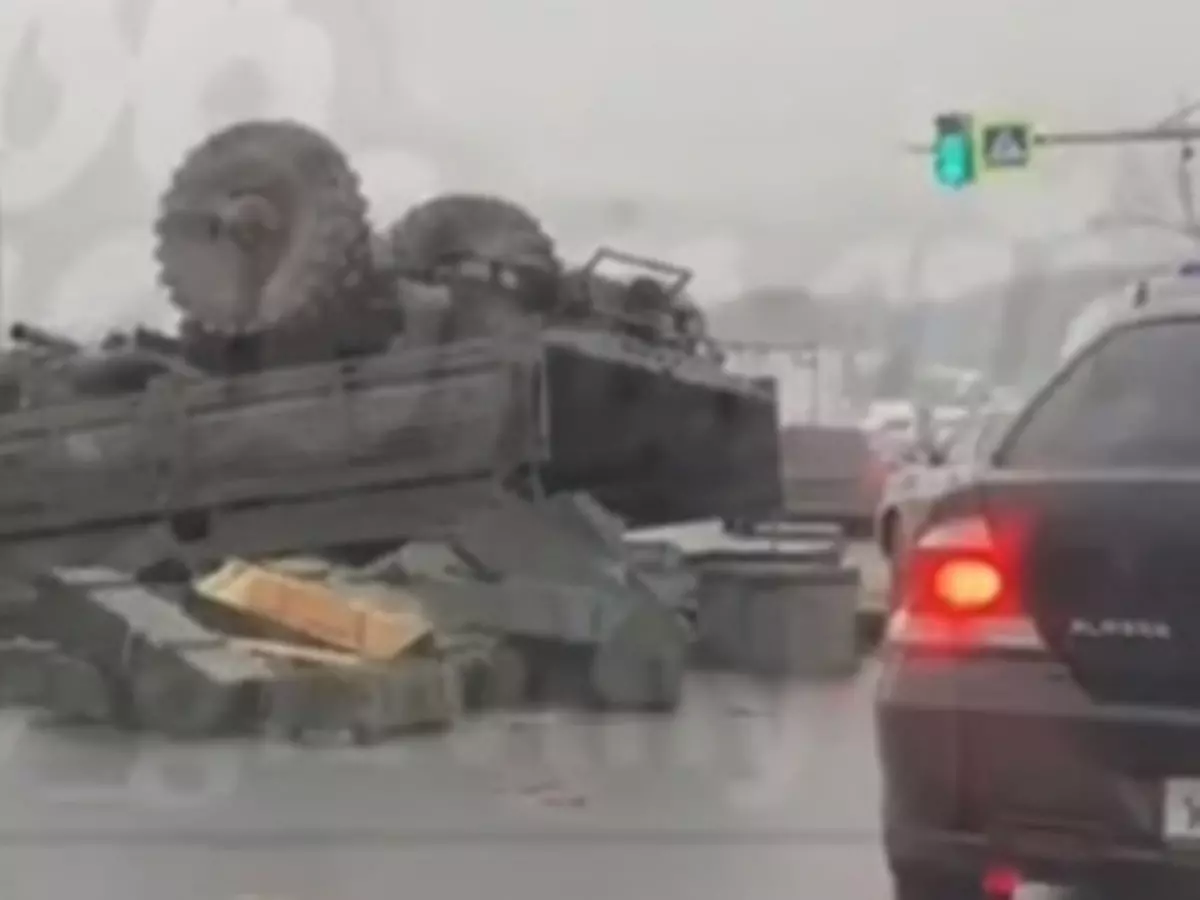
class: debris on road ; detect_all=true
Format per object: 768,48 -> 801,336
387,491 -> 692,711
0,504 -> 868,739
193,559 -> 434,661
628,519 -> 863,677
260,653 -> 457,746
0,491 -> 702,738
22,567 -> 274,737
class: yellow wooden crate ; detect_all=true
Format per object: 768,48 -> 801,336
228,637 -> 366,669
195,560 -> 432,662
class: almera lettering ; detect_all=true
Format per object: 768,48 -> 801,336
1067,618 -> 1172,640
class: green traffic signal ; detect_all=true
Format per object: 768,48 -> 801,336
933,113 -> 976,189
935,133 -> 970,185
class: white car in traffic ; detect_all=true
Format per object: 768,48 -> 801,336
874,406 -> 1016,567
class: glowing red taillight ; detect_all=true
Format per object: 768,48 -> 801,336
905,515 -> 1019,614
888,512 -> 1043,651
931,557 -> 1004,611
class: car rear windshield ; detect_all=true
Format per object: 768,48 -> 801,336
1001,320 -> 1200,468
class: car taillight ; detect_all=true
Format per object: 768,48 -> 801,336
932,557 -> 1004,611
886,513 -> 1044,652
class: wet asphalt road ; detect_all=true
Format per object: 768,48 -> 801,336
0,666 -> 886,900
0,547 -> 1064,900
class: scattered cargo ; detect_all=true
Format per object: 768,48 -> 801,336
627,520 -> 862,676
260,654 -> 457,746
0,500 -> 869,737
365,491 -> 692,711
437,630 -> 529,711
690,553 -> 861,677
20,567 -> 273,737
194,559 -> 434,661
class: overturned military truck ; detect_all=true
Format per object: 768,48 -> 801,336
0,119 -> 781,577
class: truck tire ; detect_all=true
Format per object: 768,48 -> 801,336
155,119 -> 374,336
387,194 -> 557,276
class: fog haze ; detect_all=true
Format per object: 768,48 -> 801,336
2,0 -> 1199,332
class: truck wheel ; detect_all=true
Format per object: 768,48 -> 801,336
387,194 -> 557,276
155,118 -> 374,337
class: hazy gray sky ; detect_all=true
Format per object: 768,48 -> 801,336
4,0 -> 1200,329
395,0 -> 1200,206
370,0 -> 1200,297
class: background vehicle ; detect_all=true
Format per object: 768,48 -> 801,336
876,270 -> 1200,900
779,423 -> 881,537
873,404 -> 1015,566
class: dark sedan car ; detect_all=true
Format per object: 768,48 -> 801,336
876,277 -> 1200,900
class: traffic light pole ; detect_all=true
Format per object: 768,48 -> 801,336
920,113 -> 1200,213
909,124 -> 1200,154
1035,125 -> 1200,146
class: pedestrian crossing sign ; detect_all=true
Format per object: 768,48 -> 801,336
979,121 -> 1033,171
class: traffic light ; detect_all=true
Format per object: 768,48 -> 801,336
933,113 -> 976,189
